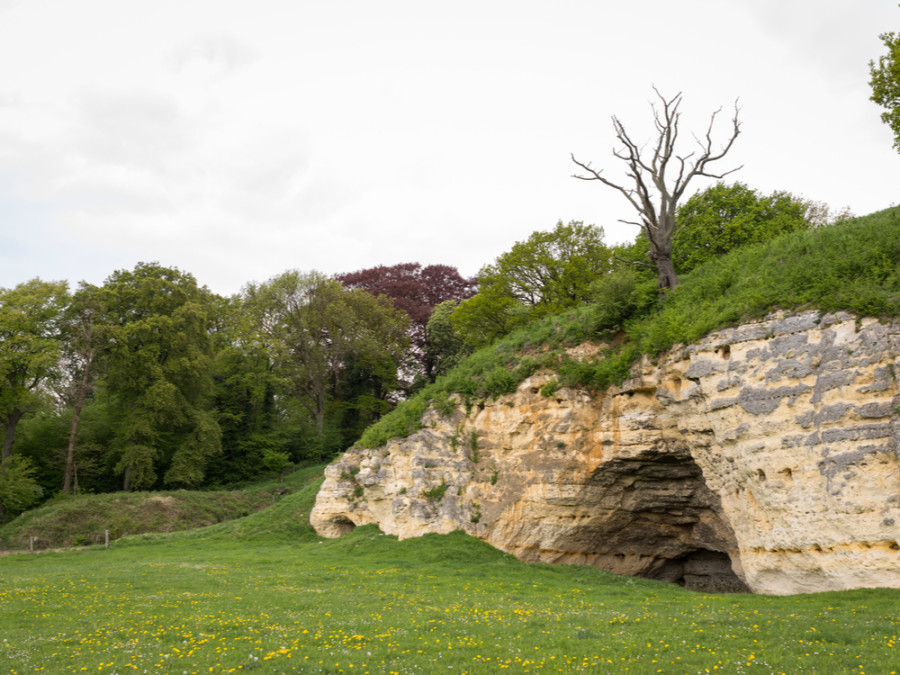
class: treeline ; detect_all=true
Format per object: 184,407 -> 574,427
0,263 -> 476,521
0,182 -> 847,520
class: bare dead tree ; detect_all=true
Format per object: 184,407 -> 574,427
571,88 -> 742,292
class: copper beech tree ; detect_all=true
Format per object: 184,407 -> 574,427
571,89 -> 742,292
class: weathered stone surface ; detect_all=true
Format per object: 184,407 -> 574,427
311,311 -> 900,595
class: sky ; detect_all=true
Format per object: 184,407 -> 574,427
0,0 -> 897,297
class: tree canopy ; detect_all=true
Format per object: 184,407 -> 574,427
672,182 -> 812,273
336,263 -> 476,381
241,271 -> 409,455
0,279 -> 70,460
100,263 -> 221,490
870,20 -> 900,152
451,221 -> 612,348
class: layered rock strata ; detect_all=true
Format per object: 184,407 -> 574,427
311,311 -> 900,594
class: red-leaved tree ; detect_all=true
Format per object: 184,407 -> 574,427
336,263 -> 477,382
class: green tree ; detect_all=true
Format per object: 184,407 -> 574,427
451,221 -> 612,348
479,221 -> 611,311
425,300 -> 474,378
241,271 -> 409,452
0,279 -> 70,460
0,455 -> 43,524
672,182 -> 811,273
870,16 -> 900,151
100,263 -> 222,491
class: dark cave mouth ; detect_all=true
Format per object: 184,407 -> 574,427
584,449 -> 751,593
651,548 -> 749,593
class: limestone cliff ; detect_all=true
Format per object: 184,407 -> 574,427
311,311 -> 900,595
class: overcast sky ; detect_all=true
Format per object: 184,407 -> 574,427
1,0 -> 897,297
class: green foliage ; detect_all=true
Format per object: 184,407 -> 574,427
353,206 -> 900,449
588,267 -> 658,334
628,206 -> 900,356
241,270 -> 409,449
469,501 -> 481,523
467,430 -> 480,463
0,278 -> 70,458
673,182 -> 811,273
539,379 -> 559,397
355,395 -> 429,449
870,21 -> 900,151
450,287 -> 530,350
100,263 -> 221,491
452,221 -> 611,348
0,455 -> 43,523
422,481 -> 448,502
424,300 -> 474,379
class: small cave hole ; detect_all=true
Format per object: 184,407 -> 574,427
719,344 -> 731,360
757,469 -> 767,482
331,517 -> 357,536
889,542 -> 899,551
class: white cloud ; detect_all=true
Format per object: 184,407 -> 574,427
0,0 -> 897,296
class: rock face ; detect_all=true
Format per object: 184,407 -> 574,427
311,311 -> 900,595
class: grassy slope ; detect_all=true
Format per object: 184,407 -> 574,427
0,465 -> 324,551
0,467 -> 897,673
358,206 -> 900,448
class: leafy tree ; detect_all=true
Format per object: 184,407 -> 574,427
672,182 -> 811,273
572,88 -> 741,292
100,263 -> 222,491
241,271 -> 409,453
425,300 -> 474,378
0,455 -> 43,524
451,221 -> 611,348
450,286 -> 531,350
336,263 -> 476,380
0,279 -> 70,460
870,17 -> 900,151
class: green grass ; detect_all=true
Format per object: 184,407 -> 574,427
358,206 -> 900,448
1,518 -> 898,674
0,465 -> 323,551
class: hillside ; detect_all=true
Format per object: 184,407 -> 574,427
0,464 -> 325,551
357,206 -> 900,449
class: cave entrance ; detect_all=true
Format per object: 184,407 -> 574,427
652,549 -> 749,593
330,516 -> 357,536
581,448 -> 750,593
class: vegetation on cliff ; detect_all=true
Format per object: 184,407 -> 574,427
357,205 -> 900,449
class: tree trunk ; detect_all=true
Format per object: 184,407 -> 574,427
655,254 -> 679,293
1,410 -> 24,461
63,357 -> 93,493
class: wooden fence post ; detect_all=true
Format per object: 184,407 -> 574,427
105,530 -> 109,549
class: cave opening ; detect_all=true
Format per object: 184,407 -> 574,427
582,448 -> 750,593
330,516 -> 357,536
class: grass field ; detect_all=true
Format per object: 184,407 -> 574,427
1,468 -> 898,675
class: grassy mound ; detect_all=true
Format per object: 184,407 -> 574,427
0,464 -> 325,551
358,206 -> 900,448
